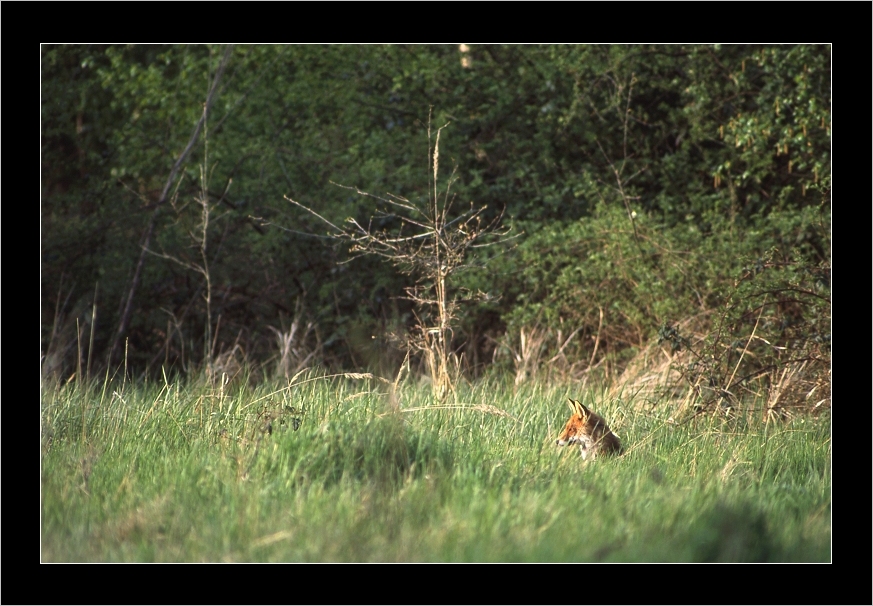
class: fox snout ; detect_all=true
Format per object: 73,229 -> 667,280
555,434 -> 581,446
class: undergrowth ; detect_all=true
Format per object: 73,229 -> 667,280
41,372 -> 830,562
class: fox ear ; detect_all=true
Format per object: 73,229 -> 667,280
570,399 -> 591,418
570,399 -> 585,416
566,398 -> 577,413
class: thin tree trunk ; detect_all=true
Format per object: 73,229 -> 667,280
107,45 -> 234,366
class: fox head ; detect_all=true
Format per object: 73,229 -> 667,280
556,398 -> 622,459
555,398 -> 593,447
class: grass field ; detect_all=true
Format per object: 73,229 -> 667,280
41,371 -> 831,562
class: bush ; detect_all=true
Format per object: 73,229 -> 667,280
473,193 -> 829,410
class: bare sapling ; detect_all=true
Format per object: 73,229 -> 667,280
145,104 -> 233,382
595,71 -> 647,247
108,45 -> 233,368
286,110 -> 513,399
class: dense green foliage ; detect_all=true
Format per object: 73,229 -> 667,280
42,47 -> 831,563
42,45 -> 830,389
42,376 -> 830,562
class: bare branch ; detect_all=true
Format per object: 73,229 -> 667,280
284,195 -> 346,234
283,115 -> 510,399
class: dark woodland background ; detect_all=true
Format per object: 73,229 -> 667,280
42,45 -> 830,399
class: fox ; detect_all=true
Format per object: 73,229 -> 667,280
556,398 -> 623,460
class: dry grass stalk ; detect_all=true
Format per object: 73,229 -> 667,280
382,402 -> 517,421
268,314 -> 318,380
764,360 -> 807,422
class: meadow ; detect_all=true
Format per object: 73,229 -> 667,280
41,371 -> 831,562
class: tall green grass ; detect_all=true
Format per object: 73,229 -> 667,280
41,372 -> 830,562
